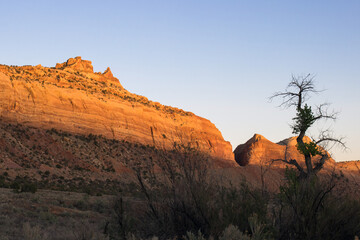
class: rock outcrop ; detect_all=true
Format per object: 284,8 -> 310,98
234,134 -> 335,167
55,56 -> 94,73
0,57 -> 233,160
337,160 -> 360,172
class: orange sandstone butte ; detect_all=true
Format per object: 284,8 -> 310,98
0,57 -> 234,160
234,134 -> 335,168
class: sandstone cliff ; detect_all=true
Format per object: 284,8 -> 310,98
337,160 -> 360,172
0,57 -> 233,160
234,134 -> 335,168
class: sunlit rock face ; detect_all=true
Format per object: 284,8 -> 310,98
0,57 -> 234,160
55,56 -> 94,73
234,134 -> 335,167
337,160 -> 360,171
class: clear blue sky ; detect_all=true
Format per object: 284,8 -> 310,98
1,0 -> 359,161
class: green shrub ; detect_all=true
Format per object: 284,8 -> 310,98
11,179 -> 37,193
21,182 -> 37,193
0,175 -> 8,188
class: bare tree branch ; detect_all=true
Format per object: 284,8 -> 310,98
272,144 -> 306,176
314,129 -> 347,151
313,154 -> 329,175
269,74 -> 321,110
273,158 -> 306,176
313,103 -> 338,121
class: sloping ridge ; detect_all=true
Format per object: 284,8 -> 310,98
337,160 -> 360,172
0,57 -> 233,160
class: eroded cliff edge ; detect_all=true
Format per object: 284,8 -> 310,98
0,57 -> 233,160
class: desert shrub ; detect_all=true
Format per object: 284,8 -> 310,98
71,220 -> 109,240
21,182 -> 37,193
110,145 -> 270,239
72,195 -> 91,211
219,225 -> 249,240
39,211 -> 57,224
108,145 -> 360,240
215,182 -> 269,235
217,216 -> 273,240
109,197 -> 136,240
183,230 -> 208,240
272,168 -> 360,240
0,175 -> 8,188
22,222 -> 48,240
313,195 -> 360,240
93,199 -> 107,213
10,178 -> 37,193
248,214 -> 273,240
124,234 -> 158,240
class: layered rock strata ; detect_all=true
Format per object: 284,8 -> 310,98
0,57 -> 233,160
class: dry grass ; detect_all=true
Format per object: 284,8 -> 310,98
0,188 -> 112,240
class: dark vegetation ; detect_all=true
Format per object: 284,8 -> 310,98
0,121 -> 171,195
106,147 -> 360,240
2,151 -> 359,239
